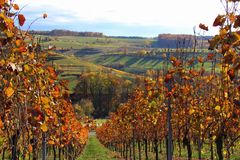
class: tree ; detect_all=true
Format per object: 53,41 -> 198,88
79,99 -> 94,117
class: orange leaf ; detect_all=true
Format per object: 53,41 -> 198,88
4,87 -> 14,98
0,0 -> 4,5
15,39 -> 22,47
48,140 -> 55,145
41,123 -> 48,132
197,57 -> 204,63
13,4 -> 19,10
18,14 -> 26,26
0,119 -> 3,129
28,144 -> 33,152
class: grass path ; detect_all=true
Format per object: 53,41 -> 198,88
78,133 -> 119,160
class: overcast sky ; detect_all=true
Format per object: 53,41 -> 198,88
17,0 -> 226,37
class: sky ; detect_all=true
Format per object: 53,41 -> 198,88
17,0 -> 226,37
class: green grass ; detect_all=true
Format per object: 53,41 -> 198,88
78,135 -> 119,160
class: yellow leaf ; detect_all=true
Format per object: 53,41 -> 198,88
5,30 -> 14,38
189,109 -> 195,115
215,105 -> 221,111
4,87 -> 14,98
23,64 -> 31,72
41,97 -> 50,105
41,123 -> 48,132
224,92 -> 228,98
212,135 -> 216,140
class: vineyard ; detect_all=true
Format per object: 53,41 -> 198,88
0,0 -> 240,160
0,1 -> 88,160
96,1 -> 240,160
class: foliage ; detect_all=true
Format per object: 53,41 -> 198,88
0,1 -> 88,159
79,99 -> 95,117
96,1 -> 240,160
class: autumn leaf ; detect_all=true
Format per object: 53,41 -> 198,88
41,96 -> 50,105
43,13 -> 47,19
199,23 -> 208,31
48,139 -> 55,145
197,57 -> 204,63
0,0 -> 4,5
18,14 -> 26,26
215,105 -> 221,111
28,144 -> 33,152
208,35 -> 220,50
213,15 -> 226,26
229,0 -> 240,2
15,39 -> 22,47
13,4 -> 19,10
207,53 -> 215,60
164,74 -> 173,83
41,123 -> 48,132
173,59 -> 182,67
234,15 -> 240,28
4,87 -> 14,98
0,119 -> 3,129
189,109 -> 195,115
227,68 -> 235,80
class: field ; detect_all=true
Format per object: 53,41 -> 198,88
44,35 -> 213,78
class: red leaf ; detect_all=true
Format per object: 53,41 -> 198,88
18,14 -> 26,26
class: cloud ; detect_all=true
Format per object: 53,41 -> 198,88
17,0 -> 225,36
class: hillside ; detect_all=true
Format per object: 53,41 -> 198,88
47,52 -> 141,93
41,33 -> 212,75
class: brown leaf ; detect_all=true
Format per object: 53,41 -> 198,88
199,23 -> 208,31
213,15 -> 226,27
43,13 -> 47,19
18,14 -> 26,26
234,15 -> 240,28
227,68 -> 235,80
